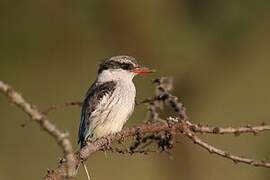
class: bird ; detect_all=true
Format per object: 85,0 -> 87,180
78,55 -> 154,148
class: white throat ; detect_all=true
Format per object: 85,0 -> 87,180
97,69 -> 136,83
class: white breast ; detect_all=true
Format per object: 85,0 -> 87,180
92,77 -> 136,139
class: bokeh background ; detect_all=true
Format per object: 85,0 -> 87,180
1,1 -> 270,179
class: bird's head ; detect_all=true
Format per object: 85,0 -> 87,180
98,56 -> 154,81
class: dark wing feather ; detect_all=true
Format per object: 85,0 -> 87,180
78,81 -> 116,147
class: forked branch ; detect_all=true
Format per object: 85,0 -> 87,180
1,78 -> 270,180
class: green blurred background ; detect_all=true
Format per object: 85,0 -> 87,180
1,0 -> 270,179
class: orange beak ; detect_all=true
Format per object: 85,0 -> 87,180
129,67 -> 155,74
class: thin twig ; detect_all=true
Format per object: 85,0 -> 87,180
183,125 -> 270,168
42,101 -> 82,115
82,162 -> 91,180
187,121 -> 270,135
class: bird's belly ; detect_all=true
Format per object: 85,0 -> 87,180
93,94 -> 135,138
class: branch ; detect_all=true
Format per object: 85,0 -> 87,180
188,122 -> 270,135
45,119 -> 270,179
183,127 -> 270,168
45,121 -> 182,180
0,81 -> 76,178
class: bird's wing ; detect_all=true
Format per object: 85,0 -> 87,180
78,81 -> 116,146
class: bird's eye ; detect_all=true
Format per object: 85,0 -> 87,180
121,63 -> 133,70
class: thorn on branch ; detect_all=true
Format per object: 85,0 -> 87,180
213,127 -> 220,134
234,131 -> 241,136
